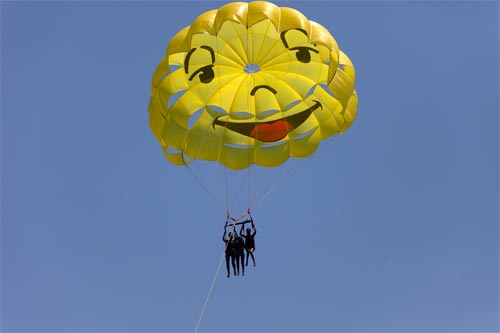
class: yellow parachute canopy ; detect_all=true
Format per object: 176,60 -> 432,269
149,1 -> 357,171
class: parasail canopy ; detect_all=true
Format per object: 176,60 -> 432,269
148,1 -> 357,171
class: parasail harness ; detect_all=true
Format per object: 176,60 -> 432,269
225,209 -> 254,231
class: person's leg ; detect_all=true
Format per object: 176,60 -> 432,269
249,248 -> 256,266
237,255 -> 242,276
225,254 -> 230,278
231,256 -> 237,276
240,252 -> 245,276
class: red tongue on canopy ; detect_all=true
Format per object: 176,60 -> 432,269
249,120 -> 293,142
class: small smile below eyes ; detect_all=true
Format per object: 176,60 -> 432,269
212,100 -> 322,142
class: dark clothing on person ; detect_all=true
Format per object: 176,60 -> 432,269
223,237 -> 236,255
234,236 -> 244,255
223,230 -> 237,277
240,221 -> 257,267
225,252 -> 236,277
234,236 -> 245,276
242,233 -> 255,250
240,222 -> 257,248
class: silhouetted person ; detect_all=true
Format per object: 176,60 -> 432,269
234,234 -> 245,276
240,217 -> 257,267
222,225 -> 236,278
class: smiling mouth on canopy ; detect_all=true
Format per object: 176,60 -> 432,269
212,101 -> 322,142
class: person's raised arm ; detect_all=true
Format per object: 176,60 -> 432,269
245,209 -> 256,235
222,223 -> 228,242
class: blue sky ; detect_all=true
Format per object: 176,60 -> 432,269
2,1 -> 499,332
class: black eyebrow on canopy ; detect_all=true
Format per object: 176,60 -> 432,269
184,46 -> 216,74
184,48 -> 196,74
201,46 -> 215,63
280,28 -> 308,49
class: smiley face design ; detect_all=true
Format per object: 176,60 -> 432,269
149,1 -> 357,170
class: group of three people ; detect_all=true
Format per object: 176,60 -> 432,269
222,214 -> 257,278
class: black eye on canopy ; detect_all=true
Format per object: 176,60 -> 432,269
184,46 -> 215,74
184,46 -> 216,83
280,29 -> 319,63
